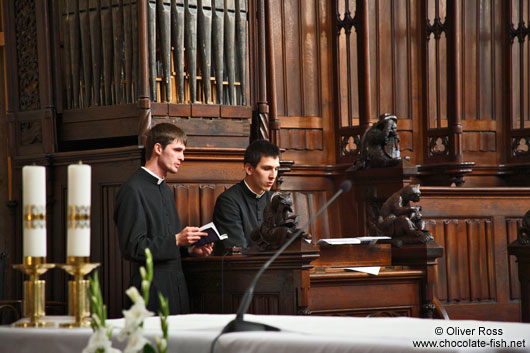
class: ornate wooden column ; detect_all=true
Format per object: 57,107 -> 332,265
254,0 -> 269,141
356,0 -> 371,133
418,0 -> 474,186
265,0 -> 280,146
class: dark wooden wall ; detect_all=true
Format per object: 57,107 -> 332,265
1,0 -> 530,322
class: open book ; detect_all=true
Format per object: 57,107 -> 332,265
194,222 -> 228,247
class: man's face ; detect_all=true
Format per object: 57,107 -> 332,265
245,156 -> 280,194
157,139 -> 186,174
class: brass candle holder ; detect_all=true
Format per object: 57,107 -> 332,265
58,256 -> 100,328
12,256 -> 56,327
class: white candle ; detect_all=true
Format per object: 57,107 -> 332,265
67,163 -> 92,257
22,166 -> 47,257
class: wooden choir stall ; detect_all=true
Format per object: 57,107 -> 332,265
2,0 -> 530,327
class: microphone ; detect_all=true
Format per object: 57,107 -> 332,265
220,180 -> 352,334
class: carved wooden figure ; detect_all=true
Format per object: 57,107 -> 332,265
354,114 -> 402,170
250,192 -> 311,251
377,185 -> 434,245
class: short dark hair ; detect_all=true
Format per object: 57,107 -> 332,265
244,140 -> 280,167
145,123 -> 187,160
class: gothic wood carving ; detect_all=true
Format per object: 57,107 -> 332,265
15,0 -> 40,111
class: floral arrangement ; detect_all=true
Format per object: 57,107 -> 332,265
84,248 -> 169,353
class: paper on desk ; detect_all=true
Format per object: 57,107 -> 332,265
344,266 -> 381,275
354,236 -> 391,243
316,238 -> 361,245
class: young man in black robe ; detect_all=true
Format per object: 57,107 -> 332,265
213,140 -> 280,252
114,123 -> 213,314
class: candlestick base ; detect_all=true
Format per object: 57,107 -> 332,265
58,256 -> 100,328
12,257 -> 55,328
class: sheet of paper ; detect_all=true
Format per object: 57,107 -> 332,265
343,266 -> 381,275
354,236 -> 391,242
316,238 -> 362,245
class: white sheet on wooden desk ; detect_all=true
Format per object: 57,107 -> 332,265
1,314 -> 529,353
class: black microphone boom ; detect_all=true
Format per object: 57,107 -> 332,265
220,180 -> 352,334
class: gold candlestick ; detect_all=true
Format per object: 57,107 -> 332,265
12,256 -> 56,327
58,256 -> 100,328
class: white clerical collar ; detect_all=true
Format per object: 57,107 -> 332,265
142,167 -> 164,185
244,180 -> 265,199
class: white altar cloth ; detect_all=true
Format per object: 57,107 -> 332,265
0,314 -> 528,353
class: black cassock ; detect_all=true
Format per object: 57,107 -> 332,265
213,180 -> 272,252
114,168 -> 189,314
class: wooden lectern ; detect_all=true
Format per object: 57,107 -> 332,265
183,238 -> 444,318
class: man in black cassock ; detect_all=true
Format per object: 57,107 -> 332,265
213,140 -> 281,252
114,123 -> 213,315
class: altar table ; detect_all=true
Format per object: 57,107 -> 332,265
0,314 -> 528,353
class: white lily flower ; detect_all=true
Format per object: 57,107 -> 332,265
154,334 -> 167,352
123,328 -> 150,353
125,286 -> 142,304
83,327 -> 121,353
119,291 -> 154,339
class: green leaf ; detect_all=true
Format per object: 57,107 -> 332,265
143,343 -> 156,353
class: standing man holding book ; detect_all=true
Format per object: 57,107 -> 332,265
114,123 -> 213,315
213,140 -> 281,252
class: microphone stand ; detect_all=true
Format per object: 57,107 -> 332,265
220,180 -> 352,334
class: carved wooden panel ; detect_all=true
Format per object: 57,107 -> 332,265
169,183 -> 230,227
426,218 -> 495,303
267,0 -> 334,164
308,270 -> 423,317
506,217 -> 522,301
14,0 -> 40,111
419,186 -> 530,320
463,131 -> 496,152
98,183 -> 134,318
231,293 -> 281,315
279,128 -> 323,151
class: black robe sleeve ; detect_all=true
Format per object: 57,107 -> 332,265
213,191 -> 247,249
114,181 -> 180,263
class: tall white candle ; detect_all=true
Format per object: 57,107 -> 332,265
22,166 -> 47,257
67,163 -> 92,257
